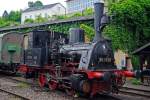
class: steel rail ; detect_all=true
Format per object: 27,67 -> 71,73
119,87 -> 150,98
0,88 -> 30,100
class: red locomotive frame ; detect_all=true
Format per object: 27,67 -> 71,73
18,62 -> 134,97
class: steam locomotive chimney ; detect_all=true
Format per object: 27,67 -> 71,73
93,1 -> 104,42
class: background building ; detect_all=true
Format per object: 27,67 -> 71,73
66,0 -> 107,14
21,3 -> 66,24
114,50 -> 133,70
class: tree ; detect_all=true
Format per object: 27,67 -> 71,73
28,1 -> 34,8
8,11 -> 21,22
2,10 -> 9,19
105,0 -> 150,52
28,1 -> 43,8
104,0 -> 150,68
34,1 -> 43,8
0,10 -> 21,28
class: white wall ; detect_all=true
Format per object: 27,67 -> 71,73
114,50 -> 126,69
21,4 -> 66,24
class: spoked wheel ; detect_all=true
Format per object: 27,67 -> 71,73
81,80 -> 91,94
48,80 -> 57,90
117,74 -> 126,87
38,73 -> 46,87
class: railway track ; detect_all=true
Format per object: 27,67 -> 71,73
6,76 -> 150,99
8,76 -> 37,85
0,88 -> 30,100
120,86 -> 150,98
2,74 -> 150,100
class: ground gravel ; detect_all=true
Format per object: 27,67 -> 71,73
0,76 -> 149,100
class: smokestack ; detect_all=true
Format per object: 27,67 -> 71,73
93,1 -> 104,42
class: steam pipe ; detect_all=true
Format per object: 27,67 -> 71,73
93,2 -> 104,42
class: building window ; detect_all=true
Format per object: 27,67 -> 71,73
30,15 -> 32,19
45,13 -> 48,18
39,13 -> 42,17
25,16 -> 27,19
57,7 -> 61,12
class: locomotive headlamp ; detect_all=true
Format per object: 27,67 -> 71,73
102,44 -> 106,49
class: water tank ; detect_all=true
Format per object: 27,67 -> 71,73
69,28 -> 85,44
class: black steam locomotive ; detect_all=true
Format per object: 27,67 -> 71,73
18,2 -> 134,97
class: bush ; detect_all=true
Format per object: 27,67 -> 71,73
131,56 -> 140,70
71,12 -> 82,18
131,78 -> 141,85
24,18 -> 34,24
83,8 -> 94,16
80,24 -> 94,41
34,15 -> 48,23
55,15 -> 68,20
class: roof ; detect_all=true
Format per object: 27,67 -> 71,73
132,42 -> 150,55
66,0 -> 74,2
0,16 -> 93,32
0,33 -> 8,38
23,3 -> 64,13
0,32 -> 22,38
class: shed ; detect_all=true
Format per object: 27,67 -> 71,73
132,42 -> 150,70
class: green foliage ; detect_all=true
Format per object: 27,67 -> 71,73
28,1 -> 34,8
131,56 -> 140,70
0,17 -> 20,28
49,23 -> 79,34
52,15 -> 68,20
8,11 -> 21,22
131,78 -> 141,85
2,10 -> 9,19
34,1 -> 43,7
104,25 -> 136,51
17,83 -> 30,88
80,24 -> 94,41
71,12 -> 83,18
34,15 -> 48,23
111,0 -> 145,27
28,0 -> 43,8
83,8 -> 94,16
0,18 -> 9,27
49,21 -> 94,34
69,8 -> 94,18
0,10 -> 21,28
106,0 -> 150,69
110,0 -> 150,46
24,18 -> 34,24
107,0 -> 120,7
23,15 -> 49,24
